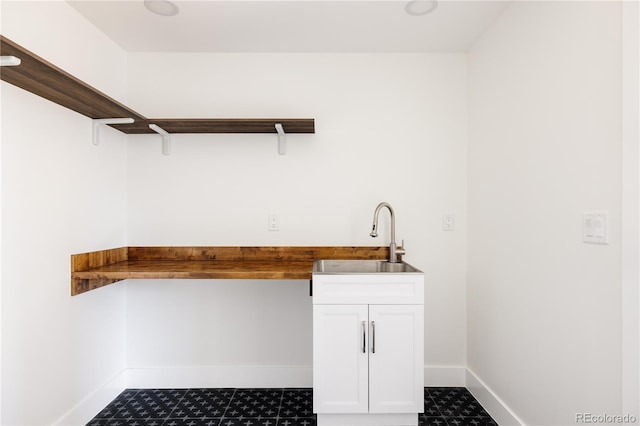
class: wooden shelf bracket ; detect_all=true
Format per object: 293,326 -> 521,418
0,55 -> 20,66
275,123 -> 286,155
92,118 -> 134,146
149,123 -> 171,155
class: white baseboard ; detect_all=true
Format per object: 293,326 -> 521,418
54,365 -> 520,426
52,366 -> 311,425
424,365 -> 466,387
125,365 -> 469,389
53,369 -> 127,426
424,366 -> 524,425
317,413 -> 418,426
466,368 -> 524,426
125,365 -> 314,389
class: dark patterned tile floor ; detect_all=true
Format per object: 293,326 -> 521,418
87,387 -> 496,426
424,388 -> 498,426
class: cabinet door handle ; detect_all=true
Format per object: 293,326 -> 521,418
371,321 -> 376,354
362,321 -> 366,353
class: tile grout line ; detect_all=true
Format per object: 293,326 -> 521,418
166,388 -> 190,421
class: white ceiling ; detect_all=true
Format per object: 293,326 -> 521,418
67,1 -> 511,53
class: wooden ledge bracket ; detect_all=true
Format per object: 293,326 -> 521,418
275,123 -> 286,155
0,55 -> 20,66
149,123 -> 171,156
92,118 -> 134,146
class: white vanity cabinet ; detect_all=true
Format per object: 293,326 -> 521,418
312,269 -> 424,426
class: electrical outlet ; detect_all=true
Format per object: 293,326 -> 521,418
443,214 -> 455,231
268,214 -> 279,231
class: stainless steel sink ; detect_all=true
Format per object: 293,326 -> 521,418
313,259 -> 422,274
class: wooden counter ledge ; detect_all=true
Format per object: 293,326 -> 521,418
71,246 -> 390,296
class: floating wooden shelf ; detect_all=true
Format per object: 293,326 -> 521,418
109,118 -> 315,134
0,35 -> 145,121
71,246 -> 390,296
0,35 -> 314,135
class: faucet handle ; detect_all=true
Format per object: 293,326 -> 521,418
397,239 -> 406,256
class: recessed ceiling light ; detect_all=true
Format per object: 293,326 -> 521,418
405,0 -> 438,16
144,0 -> 179,16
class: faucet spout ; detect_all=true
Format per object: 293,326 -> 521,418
369,202 -> 405,262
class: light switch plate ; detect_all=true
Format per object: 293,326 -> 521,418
583,211 -> 608,244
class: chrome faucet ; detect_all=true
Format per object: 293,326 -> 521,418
369,202 -> 405,263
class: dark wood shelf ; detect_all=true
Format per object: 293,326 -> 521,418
1,35 -> 314,135
71,246 -> 390,296
0,35 -> 145,121
110,118 -> 314,134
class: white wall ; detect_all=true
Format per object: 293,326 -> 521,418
468,2 -> 625,425
0,2 -> 128,424
125,53 -> 468,380
622,0 -> 640,419
3,2 -> 632,424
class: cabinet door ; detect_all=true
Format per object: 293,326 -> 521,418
313,304 -> 369,414
368,304 -> 424,413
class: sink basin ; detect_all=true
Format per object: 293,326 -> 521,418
313,259 -> 422,274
